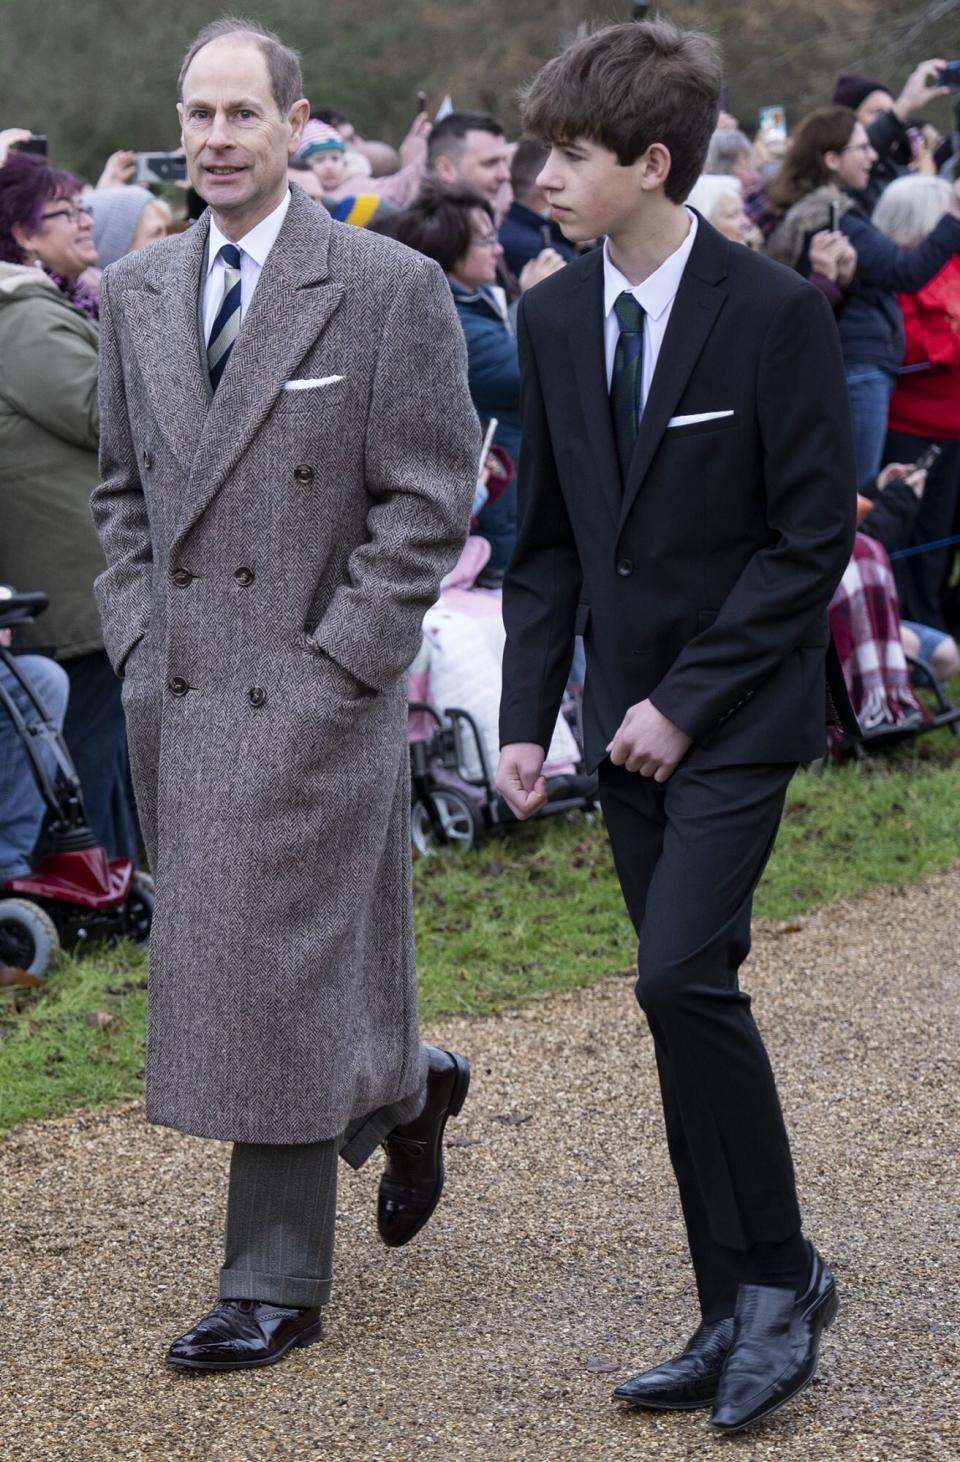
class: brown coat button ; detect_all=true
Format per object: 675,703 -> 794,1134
170,568 -> 193,587
168,676 -> 189,697
293,464 -> 314,483
248,686 -> 266,707
234,566 -> 255,586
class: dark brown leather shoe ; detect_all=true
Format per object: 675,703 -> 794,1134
165,1299 -> 322,1371
377,1046 -> 470,1247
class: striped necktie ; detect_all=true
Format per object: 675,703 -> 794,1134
610,291 -> 645,481
207,243 -> 242,392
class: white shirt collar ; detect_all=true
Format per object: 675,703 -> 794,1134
206,188 -> 292,273
603,209 -> 698,323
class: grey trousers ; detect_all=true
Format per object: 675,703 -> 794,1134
219,1055 -> 428,1308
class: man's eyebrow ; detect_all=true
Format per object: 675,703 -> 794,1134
183,95 -> 264,109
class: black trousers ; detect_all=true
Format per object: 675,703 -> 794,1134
598,756 -> 802,1321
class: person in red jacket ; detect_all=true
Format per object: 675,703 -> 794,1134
875,175 -> 960,632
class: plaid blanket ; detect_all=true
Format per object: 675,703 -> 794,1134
828,534 -> 924,731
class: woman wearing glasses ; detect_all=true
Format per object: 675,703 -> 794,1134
757,106 -> 960,482
396,182 -> 564,579
0,151 -> 139,867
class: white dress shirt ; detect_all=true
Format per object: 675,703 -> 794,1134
202,189 -> 291,345
602,209 -> 699,406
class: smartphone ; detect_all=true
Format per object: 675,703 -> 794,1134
758,105 -> 787,142
134,151 -> 187,185
911,443 -> 942,476
829,200 -> 840,232
936,61 -> 960,88
15,134 -> 47,156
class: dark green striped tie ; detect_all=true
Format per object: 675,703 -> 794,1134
611,291 -> 645,481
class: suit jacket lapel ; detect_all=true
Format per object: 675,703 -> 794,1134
618,217 -> 729,532
173,191 -> 343,545
565,251 -> 621,528
126,217 -> 211,473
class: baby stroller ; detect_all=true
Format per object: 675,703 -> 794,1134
0,587 -> 154,978
409,698 -> 598,855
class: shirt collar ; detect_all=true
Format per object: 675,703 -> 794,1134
207,188 -> 292,273
603,209 -> 698,323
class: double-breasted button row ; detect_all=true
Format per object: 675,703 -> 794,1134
293,464 -> 314,483
170,567 -> 193,588
248,686 -> 267,707
234,566 -> 255,586
168,676 -> 189,697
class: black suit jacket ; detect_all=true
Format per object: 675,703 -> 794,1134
499,215 -> 858,771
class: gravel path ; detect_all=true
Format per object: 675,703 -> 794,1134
2,871 -> 959,1461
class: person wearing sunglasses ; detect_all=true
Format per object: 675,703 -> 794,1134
0,150 -> 140,867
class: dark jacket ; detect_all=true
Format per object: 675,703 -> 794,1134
449,281 -> 521,472
859,475 -> 921,553
500,217 -> 858,771
498,201 -> 577,278
837,206 -> 960,371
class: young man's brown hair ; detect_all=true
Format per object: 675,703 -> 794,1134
520,19 -> 722,204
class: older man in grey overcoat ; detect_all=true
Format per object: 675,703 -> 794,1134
91,20 -> 480,1371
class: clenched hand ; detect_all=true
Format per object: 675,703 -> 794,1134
607,699 -> 691,782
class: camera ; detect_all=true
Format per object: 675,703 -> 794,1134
13,134 -> 47,157
133,151 -> 187,185
936,61 -> 960,89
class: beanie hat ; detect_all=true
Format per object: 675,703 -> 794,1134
832,74 -> 890,112
296,120 -> 346,162
90,186 -> 156,268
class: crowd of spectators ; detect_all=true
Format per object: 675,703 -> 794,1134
3,48 -> 960,878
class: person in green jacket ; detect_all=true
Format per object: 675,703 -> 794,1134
0,151 -> 138,865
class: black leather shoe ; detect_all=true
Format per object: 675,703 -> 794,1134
165,1299 -> 323,1371
377,1046 -> 470,1247
613,1318 -> 735,1409
710,1246 -> 839,1433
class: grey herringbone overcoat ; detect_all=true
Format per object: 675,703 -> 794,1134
91,188 -> 479,1143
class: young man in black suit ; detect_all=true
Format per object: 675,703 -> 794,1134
496,20 -> 857,1436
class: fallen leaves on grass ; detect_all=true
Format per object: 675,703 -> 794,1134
0,966 -> 44,988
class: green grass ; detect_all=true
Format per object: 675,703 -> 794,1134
4,737 -> 960,1133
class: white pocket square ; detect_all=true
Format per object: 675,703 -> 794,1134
282,375 -> 344,391
666,410 -> 735,427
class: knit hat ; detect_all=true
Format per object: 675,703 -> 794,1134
832,74 -> 890,112
89,186 -> 156,268
296,119 -> 346,162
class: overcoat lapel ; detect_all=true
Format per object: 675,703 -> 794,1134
619,220 -> 729,531
566,253 -> 621,527
126,217 -> 211,474
172,191 -> 343,546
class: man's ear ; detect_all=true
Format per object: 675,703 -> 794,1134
288,98 -> 310,156
639,141 -> 673,193
433,154 -> 457,185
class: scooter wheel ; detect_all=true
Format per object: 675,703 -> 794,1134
124,872 -> 155,945
0,897 -> 61,979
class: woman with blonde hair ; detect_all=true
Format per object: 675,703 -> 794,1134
685,173 -> 752,244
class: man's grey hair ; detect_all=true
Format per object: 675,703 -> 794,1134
178,15 -> 304,115
872,174 -> 953,248
704,128 -> 753,174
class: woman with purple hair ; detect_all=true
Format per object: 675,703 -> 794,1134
0,151 -> 139,866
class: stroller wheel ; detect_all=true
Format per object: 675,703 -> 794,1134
124,872 -> 155,945
0,897 -> 61,979
411,788 -> 481,856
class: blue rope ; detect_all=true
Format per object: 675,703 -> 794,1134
888,533 -> 960,561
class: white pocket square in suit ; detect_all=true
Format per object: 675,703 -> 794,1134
282,375 -> 345,391
666,410 -> 735,427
